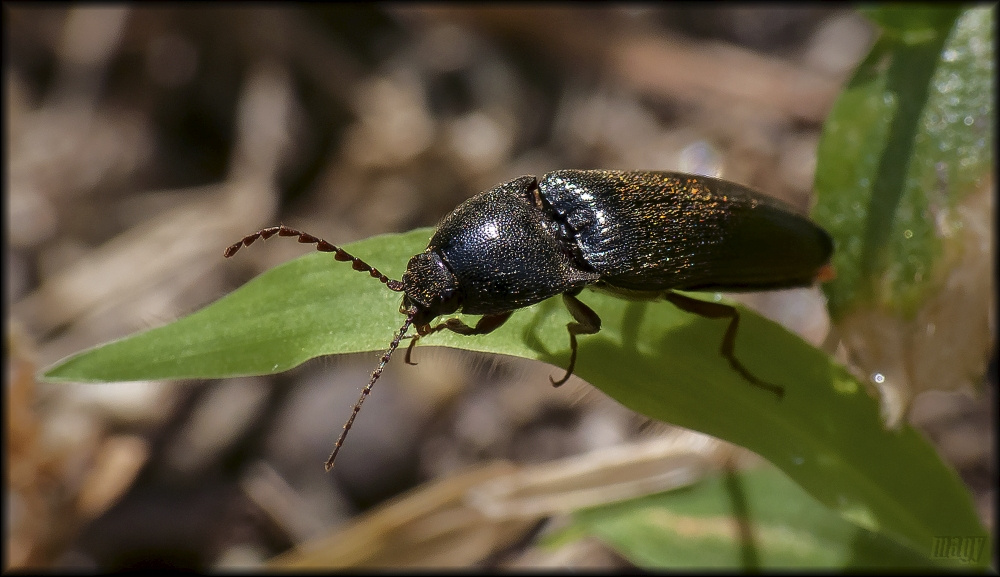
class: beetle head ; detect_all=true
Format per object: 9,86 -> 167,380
401,251 -> 462,325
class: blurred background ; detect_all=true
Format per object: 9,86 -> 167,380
6,5 -> 994,570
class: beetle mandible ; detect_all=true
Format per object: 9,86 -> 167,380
225,169 -> 834,470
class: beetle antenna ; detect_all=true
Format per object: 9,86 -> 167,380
324,310 -> 416,471
225,225 -> 404,292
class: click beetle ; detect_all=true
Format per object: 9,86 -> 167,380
225,169 -> 834,470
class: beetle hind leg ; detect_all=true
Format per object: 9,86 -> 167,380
404,312 -> 513,365
662,291 -> 785,399
551,292 -> 602,387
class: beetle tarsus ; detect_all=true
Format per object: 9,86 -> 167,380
404,334 -> 421,365
550,293 -> 602,387
663,291 -> 785,399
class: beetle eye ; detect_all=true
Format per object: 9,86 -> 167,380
438,286 -> 455,302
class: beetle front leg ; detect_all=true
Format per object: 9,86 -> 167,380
551,292 -> 602,387
404,312 -> 514,365
662,291 -> 784,399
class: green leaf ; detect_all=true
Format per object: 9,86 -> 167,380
43,230 -> 432,382
862,5 -> 962,43
550,466 -> 947,569
813,6 -> 993,318
42,228 -> 988,563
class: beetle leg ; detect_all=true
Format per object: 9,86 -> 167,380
662,291 -> 785,399
404,312 -> 513,365
551,292 -> 602,387
402,328 -> 426,366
